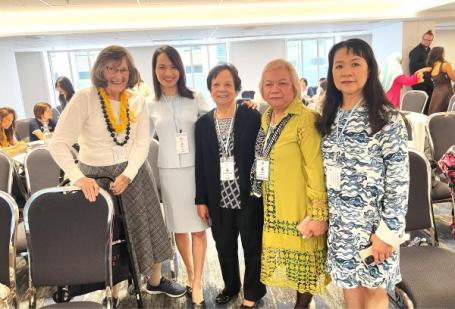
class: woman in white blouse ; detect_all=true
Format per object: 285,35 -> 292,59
148,45 -> 210,306
49,45 -> 186,306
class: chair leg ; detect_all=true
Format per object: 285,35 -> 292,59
393,286 -> 415,309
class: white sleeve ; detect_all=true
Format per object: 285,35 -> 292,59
48,90 -> 88,183
122,97 -> 150,181
195,92 -> 212,116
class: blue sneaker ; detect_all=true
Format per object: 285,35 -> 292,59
144,277 -> 186,298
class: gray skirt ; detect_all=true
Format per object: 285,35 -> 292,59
78,161 -> 173,276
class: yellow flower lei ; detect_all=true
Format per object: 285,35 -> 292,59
1,129 -> 8,148
99,88 -> 129,134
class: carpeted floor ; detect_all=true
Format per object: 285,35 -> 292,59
14,202 -> 454,308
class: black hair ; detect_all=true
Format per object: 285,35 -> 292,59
316,38 -> 393,136
206,63 -> 242,92
152,45 -> 194,100
427,46 -> 445,67
55,76 -> 75,109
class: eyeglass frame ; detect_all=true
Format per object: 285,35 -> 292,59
105,65 -> 129,75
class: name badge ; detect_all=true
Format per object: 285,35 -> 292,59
176,132 -> 189,154
256,159 -> 270,181
220,157 -> 235,181
113,145 -> 128,164
326,165 -> 342,191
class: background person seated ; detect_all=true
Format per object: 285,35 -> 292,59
29,102 -> 56,142
0,107 -> 27,156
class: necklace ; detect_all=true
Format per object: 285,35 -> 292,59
98,88 -> 131,146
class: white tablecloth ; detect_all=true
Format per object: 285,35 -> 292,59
405,112 -> 428,153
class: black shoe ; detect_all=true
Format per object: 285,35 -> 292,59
192,299 -> 206,308
215,291 -> 237,305
102,297 -> 119,308
144,277 -> 186,298
186,285 -> 193,297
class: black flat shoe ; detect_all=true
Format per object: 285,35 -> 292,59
215,291 -> 237,305
186,285 -> 193,296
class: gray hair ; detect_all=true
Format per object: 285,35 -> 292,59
91,45 -> 139,89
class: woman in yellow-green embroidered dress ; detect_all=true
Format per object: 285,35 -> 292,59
251,59 -> 329,308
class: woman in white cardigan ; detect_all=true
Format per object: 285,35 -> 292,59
148,45 -> 210,306
49,45 -> 186,306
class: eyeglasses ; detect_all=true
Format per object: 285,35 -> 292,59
105,65 -> 129,75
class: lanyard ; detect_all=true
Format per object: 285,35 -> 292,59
215,104 -> 236,157
334,98 -> 363,162
261,112 -> 292,158
162,94 -> 182,133
335,98 -> 363,144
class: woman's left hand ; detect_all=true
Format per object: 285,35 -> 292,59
301,220 -> 328,238
110,174 -> 131,195
242,99 -> 258,110
371,233 -> 394,264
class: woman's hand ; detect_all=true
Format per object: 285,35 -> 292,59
297,218 -> 328,239
196,204 -> 210,225
371,233 -> 394,264
242,99 -> 258,110
75,177 -> 99,202
110,174 -> 131,195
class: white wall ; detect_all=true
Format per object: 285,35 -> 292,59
15,52 -> 51,118
371,23 -> 403,71
128,46 -> 157,91
434,29 -> 455,65
229,39 -> 286,94
0,44 -> 25,118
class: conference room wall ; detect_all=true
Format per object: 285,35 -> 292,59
433,29 -> 455,66
0,44 -> 25,118
15,51 -> 51,119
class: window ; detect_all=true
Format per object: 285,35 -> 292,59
48,49 -> 100,105
287,38 -> 334,87
176,44 -> 227,99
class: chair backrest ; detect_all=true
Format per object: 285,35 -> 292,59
15,118 -> 33,141
448,94 -> 455,112
427,112 -> 455,161
402,113 -> 414,141
0,191 -> 18,287
147,139 -> 161,197
405,150 -> 435,233
0,152 -> 13,194
401,90 -> 428,113
241,90 -> 255,99
24,147 -> 61,195
24,186 -> 113,287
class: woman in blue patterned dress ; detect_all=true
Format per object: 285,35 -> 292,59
317,39 -> 409,309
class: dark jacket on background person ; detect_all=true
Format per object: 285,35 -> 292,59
409,43 -> 433,113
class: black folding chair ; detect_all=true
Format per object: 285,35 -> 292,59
58,176 -> 144,308
24,186 -> 114,308
0,191 -> 19,308
24,147 -> 61,197
390,149 -> 455,308
401,90 -> 428,113
0,152 -> 13,194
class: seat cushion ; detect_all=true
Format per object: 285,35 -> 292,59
398,246 -> 455,308
43,301 -> 104,308
431,180 -> 452,201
